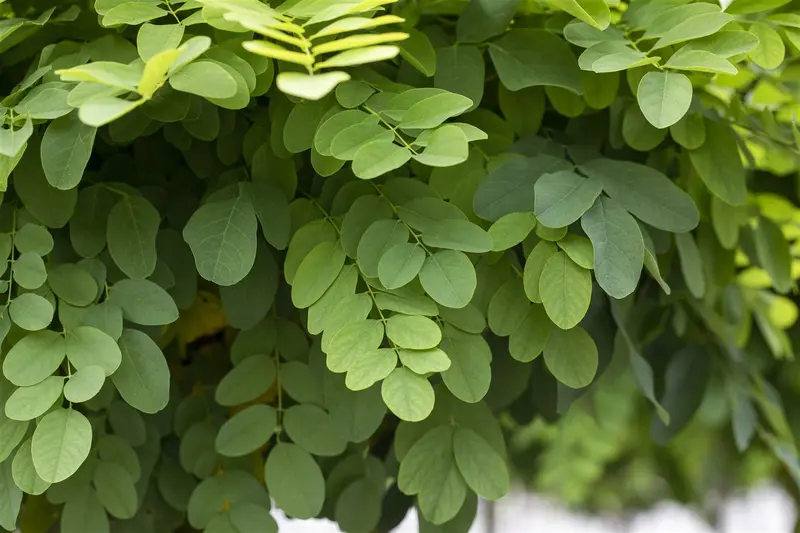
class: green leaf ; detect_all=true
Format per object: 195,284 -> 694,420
345,348 -> 397,390
755,217 -> 792,293
412,125 -> 470,167
378,243 -> 426,289
670,112 -> 706,150
336,80 -> 375,108
61,486 -> 109,533
579,158 -> 699,232
557,234 -> 594,269
4,376 -> 63,421
249,178 -> 291,250
14,142 -> 77,228
0,417 -> 27,465
675,232 -> 706,298
102,2 -> 167,27
581,196 -> 644,299
650,10 -> 733,50
636,71 -> 692,129
64,366 -> 106,403
543,325 -> 598,388
335,479 -> 383,532
523,240 -> 559,303
40,113 -> 96,190
353,139 -> 412,179
509,305 -> 551,362
79,96 -> 145,127
9,293 -> 53,331
94,461 -> 137,518
2,330 -> 65,386
399,93 -> 472,130
12,440 -> 50,495
69,186 -> 115,258
107,195 -> 160,280
749,22 -> 785,69
277,71 -> 351,101
419,250 -> 476,309
109,278 -> 179,326
381,367 -> 435,421
137,22 -> 183,61
534,170 -> 602,227
626,104 -> 667,150
327,319 -> 384,373
31,408 -> 92,483
579,42 -> 658,73
457,0 -> 516,43
539,252 -> 592,330
488,279 -> 529,336
183,185 -> 258,286
169,60 -> 238,99
420,219 -> 492,253
398,28 -> 437,76
397,348 -> 451,374
65,325 -> 122,376
112,329 -> 170,413
283,404 -> 348,456
48,263 -> 98,307
682,30 -> 760,57
547,0 -> 610,30
688,120 -> 746,206
15,223 -> 54,256
386,315 -> 442,350
489,29 -> 582,94
216,404 -> 277,457
440,327 -> 491,403
292,241 -> 346,309
13,252 -> 47,289
664,49 -> 736,75
474,155 -> 572,221
215,354 -> 276,407
265,443 -> 325,519
0,115 -> 32,158
435,45 -> 485,110
453,427 -> 509,500
357,219 -> 409,278
728,0 -> 790,14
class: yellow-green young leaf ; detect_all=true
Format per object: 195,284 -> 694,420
413,125 -> 470,167
4,376 -> 63,421
670,112 -> 706,149
579,158 -> 699,233
581,196 -> 644,299
352,139 -> 411,179
543,325 -> 598,388
665,49 -> 737,75
31,408 -> 92,483
533,170 -> 602,227
524,240 -> 559,303
636,71 -> 692,129
57,62 -> 141,91
509,305 -> 551,362
138,48 -> 181,99
12,440 -> 50,495
310,14 -> 405,39
539,252 -> 592,330
315,45 -> 401,69
291,241 -> 345,308
169,60 -> 238,99
137,23 -> 184,61
548,0 -> 610,29
749,22 -> 785,69
63,366 -> 106,403
242,41 -> 314,66
79,96 -> 145,127
452,427 -> 509,501
557,234 -> 594,269
490,29 -> 582,93
419,250 -> 476,309
688,120 -> 746,206
381,367 -> 435,421
266,444 -> 325,519
489,212 -> 536,251
378,243 -> 426,289
313,32 -> 409,55
276,71 -> 351,101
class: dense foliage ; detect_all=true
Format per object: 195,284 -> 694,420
2,0 -> 800,531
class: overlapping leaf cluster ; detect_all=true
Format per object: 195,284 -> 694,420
2,0 -> 800,531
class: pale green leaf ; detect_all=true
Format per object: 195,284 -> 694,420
381,367 -> 435,421
539,252 -> 592,330
31,408 -> 92,483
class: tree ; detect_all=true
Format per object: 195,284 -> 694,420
0,0 -> 799,531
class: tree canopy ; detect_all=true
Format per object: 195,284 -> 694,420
1,0 -> 800,531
